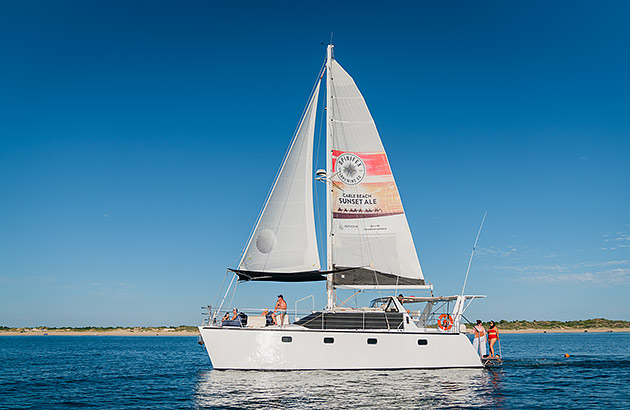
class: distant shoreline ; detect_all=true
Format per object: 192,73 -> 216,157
1,327 -> 629,336
0,330 -> 199,336
493,328 -> 630,334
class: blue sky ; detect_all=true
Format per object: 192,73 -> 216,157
1,1 -> 629,326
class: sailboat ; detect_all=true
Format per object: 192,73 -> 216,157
198,45 -> 486,370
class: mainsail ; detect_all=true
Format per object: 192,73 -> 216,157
234,80 -> 324,282
326,54 -> 426,288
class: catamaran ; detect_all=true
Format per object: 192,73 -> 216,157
198,45 -> 486,370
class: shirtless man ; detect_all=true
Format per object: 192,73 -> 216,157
274,295 -> 287,327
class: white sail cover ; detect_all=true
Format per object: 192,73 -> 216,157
327,58 -> 424,284
238,81 -> 321,275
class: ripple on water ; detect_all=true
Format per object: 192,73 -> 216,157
0,333 -> 629,409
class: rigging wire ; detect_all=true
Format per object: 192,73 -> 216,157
213,270 -> 230,309
262,78 -> 323,272
461,211 -> 487,296
313,67 -> 327,270
214,61 -> 327,318
234,60 -> 327,271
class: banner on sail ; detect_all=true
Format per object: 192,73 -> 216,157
331,150 -> 404,219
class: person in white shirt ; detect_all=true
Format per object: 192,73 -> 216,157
472,319 -> 487,357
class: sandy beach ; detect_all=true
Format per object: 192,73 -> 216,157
0,329 -> 200,336
493,328 -> 630,334
2,327 -> 629,336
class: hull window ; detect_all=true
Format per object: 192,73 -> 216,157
367,338 -> 378,345
417,339 -> 428,345
323,337 -> 334,344
281,336 -> 292,343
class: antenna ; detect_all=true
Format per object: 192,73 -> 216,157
330,32 -> 334,45
460,211 -> 487,296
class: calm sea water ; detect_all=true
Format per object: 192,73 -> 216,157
1,333 -> 629,409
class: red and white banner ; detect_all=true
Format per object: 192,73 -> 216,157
331,150 -> 404,219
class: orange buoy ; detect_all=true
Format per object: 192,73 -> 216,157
564,353 -> 570,358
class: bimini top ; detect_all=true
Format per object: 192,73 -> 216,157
371,295 -> 487,305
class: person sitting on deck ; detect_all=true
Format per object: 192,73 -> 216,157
238,311 -> 248,326
222,308 -> 243,327
262,309 -> 275,326
274,295 -> 287,327
472,319 -> 487,357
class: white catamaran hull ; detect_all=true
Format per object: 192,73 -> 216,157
199,326 -> 482,370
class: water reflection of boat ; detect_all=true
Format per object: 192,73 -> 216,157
198,44 -> 486,370
194,368 -> 504,409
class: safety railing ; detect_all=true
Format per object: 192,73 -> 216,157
294,295 -> 315,322
202,307 -> 318,328
410,311 -> 462,333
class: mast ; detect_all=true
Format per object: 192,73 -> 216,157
325,44 -> 335,309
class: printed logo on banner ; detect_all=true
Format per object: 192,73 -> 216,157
336,153 -> 366,185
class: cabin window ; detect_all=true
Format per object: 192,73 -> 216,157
406,317 -> 410,324
417,339 -> 428,346
323,337 -> 334,344
367,338 -> 378,345
281,336 -> 292,343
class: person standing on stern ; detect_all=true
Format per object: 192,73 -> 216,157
472,319 -> 487,357
488,320 -> 500,357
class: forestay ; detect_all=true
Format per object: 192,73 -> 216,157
235,80 -> 323,281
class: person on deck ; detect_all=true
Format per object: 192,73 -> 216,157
262,309 -> 275,326
274,295 -> 287,327
472,319 -> 487,357
221,309 -> 242,327
488,321 -> 500,357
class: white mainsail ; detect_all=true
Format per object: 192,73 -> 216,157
236,80 -> 322,279
326,55 -> 426,287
